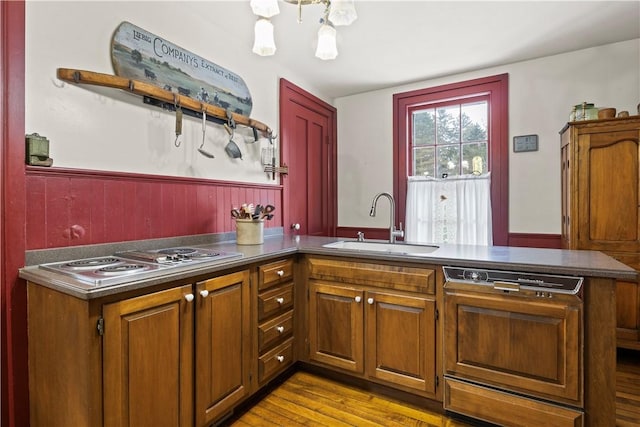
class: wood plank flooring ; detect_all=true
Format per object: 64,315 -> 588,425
617,349 -> 640,427
227,350 -> 640,426
227,371 -> 471,427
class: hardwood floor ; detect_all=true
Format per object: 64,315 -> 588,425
228,371 -> 471,427
227,350 -> 640,427
617,349 -> 640,427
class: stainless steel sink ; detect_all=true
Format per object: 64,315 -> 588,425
322,241 -> 439,255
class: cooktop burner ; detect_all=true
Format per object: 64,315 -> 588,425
40,256 -> 169,286
64,257 -> 122,269
157,248 -> 197,256
39,246 -> 243,287
117,247 -> 240,265
96,264 -> 152,275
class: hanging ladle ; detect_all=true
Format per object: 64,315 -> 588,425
197,107 -> 215,159
224,109 -> 243,160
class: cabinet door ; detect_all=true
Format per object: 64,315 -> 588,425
195,270 -> 251,427
365,291 -> 436,395
577,129 -> 640,252
103,285 -> 194,427
308,281 -> 364,373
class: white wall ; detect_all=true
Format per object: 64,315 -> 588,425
335,39 -> 640,234
26,3 -> 640,234
25,1 -> 329,184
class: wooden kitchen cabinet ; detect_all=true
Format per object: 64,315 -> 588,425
28,267 -> 254,427
306,256 -> 439,398
195,270 -> 251,426
255,258 -> 296,385
366,290 -> 436,393
104,269 -> 251,427
103,285 -> 194,427
308,282 -> 364,373
561,117 -> 640,349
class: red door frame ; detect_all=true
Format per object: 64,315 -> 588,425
393,74 -> 509,246
279,79 -> 337,236
1,1 -> 28,426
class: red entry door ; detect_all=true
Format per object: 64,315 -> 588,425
280,79 -> 336,236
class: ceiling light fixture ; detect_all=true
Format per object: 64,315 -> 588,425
251,0 -> 357,60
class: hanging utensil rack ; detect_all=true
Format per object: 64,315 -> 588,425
56,68 -> 273,137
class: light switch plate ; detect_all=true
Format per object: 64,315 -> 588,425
513,134 -> 538,153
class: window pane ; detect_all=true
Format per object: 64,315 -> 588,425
436,105 -> 460,145
413,146 -> 435,177
462,101 -> 487,142
412,109 -> 435,146
437,145 -> 460,177
462,142 -> 488,174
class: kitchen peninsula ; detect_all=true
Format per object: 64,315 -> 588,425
20,235 -> 635,427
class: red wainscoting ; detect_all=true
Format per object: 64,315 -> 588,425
336,227 -> 391,241
507,233 -> 562,249
25,167 -> 283,249
337,227 -> 562,249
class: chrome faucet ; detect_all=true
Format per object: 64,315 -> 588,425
369,192 -> 404,243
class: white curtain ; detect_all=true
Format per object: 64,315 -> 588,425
405,173 -> 493,246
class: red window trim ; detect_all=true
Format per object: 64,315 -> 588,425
393,74 -> 509,246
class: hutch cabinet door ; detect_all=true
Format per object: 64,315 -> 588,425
195,270 -> 251,427
308,281 -> 364,373
576,128 -> 640,252
562,119 -> 640,349
103,284 -> 194,427
365,291 -> 436,395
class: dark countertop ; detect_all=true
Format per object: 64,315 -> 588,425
19,234 -> 636,300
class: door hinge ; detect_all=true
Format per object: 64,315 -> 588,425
97,317 -> 105,336
435,308 -> 439,321
436,375 -> 439,388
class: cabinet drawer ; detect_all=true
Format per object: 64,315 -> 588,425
259,259 -> 294,291
258,338 -> 294,384
258,310 -> 294,353
444,378 -> 584,427
307,257 -> 435,294
258,283 -> 294,321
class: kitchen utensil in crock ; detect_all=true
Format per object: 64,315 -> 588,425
197,109 -> 215,158
251,205 -> 263,220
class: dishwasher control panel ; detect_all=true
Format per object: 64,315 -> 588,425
443,267 -> 583,295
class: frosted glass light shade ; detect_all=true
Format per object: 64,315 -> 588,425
315,24 -> 338,60
253,18 -> 276,56
250,0 -> 280,18
328,0 -> 357,26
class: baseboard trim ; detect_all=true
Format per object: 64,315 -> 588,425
336,227 -> 561,249
508,233 -> 561,249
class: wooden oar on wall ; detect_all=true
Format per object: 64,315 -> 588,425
56,68 -> 273,136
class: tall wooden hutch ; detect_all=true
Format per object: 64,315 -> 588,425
561,116 -> 640,350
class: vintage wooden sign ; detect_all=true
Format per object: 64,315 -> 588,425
111,21 -> 253,116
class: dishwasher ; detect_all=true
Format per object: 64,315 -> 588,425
442,266 -> 585,426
